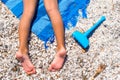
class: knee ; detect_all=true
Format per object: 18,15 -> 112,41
45,6 -> 58,14
23,8 -> 36,19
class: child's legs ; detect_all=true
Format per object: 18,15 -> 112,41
19,0 -> 37,53
16,0 -> 37,75
44,0 -> 66,71
44,0 -> 65,50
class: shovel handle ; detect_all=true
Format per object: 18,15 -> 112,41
84,16 -> 106,37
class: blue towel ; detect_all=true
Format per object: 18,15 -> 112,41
1,0 -> 90,48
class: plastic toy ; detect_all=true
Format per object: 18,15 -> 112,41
72,16 -> 106,49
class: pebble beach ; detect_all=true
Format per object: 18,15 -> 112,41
0,0 -> 120,80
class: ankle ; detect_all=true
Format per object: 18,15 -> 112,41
56,46 -> 66,57
18,48 -> 28,54
57,45 -> 66,51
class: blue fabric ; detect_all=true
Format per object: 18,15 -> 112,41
1,0 -> 90,48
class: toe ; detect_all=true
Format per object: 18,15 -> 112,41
48,65 -> 55,71
27,69 -> 36,75
48,64 -> 58,72
48,68 -> 56,72
27,67 -> 35,72
48,65 -> 52,71
54,68 -> 60,71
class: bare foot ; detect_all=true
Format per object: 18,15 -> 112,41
48,48 -> 67,71
15,51 -> 36,75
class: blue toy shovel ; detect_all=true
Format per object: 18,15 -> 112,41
72,16 -> 106,49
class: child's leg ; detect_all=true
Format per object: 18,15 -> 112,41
44,0 -> 67,71
16,0 -> 37,74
